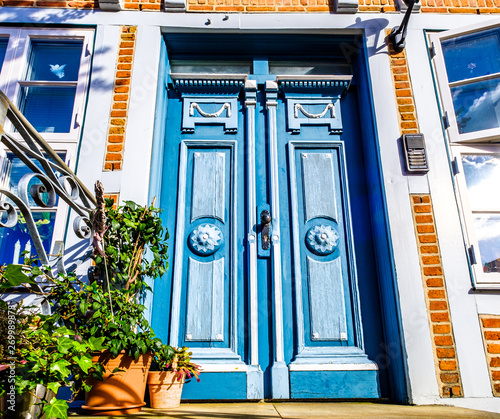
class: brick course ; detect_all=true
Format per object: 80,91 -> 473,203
480,315 -> 500,396
410,195 -> 464,398
388,34 -> 463,398
0,0 -> 162,9
185,0 -> 499,12
1,0 -> 498,13
103,26 -> 137,172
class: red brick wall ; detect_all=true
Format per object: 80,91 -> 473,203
480,315 -> 500,397
0,0 -> 162,10
411,196 -> 464,397
187,0 -> 330,12
1,0 -> 498,11
388,36 -> 463,398
103,26 -> 137,172
186,0 -> 500,11
419,0 -> 500,13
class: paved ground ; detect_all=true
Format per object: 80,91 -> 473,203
70,402 -> 500,419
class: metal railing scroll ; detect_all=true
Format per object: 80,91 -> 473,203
0,90 -> 96,280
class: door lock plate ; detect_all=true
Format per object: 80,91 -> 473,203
257,204 -> 271,258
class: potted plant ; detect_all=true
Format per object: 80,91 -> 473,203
77,183 -> 169,415
148,345 -> 201,409
0,183 -> 170,416
23,265 -> 160,416
0,266 -> 107,419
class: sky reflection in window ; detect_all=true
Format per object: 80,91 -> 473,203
451,80 -> 500,134
462,154 -> 500,209
442,29 -> 500,83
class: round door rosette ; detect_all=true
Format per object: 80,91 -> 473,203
189,224 -> 223,256
305,224 -> 340,256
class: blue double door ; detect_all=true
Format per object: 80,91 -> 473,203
153,61 -> 388,400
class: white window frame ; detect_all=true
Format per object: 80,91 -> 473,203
430,20 -> 500,144
452,145 -> 500,287
0,27 -> 94,143
430,20 -> 500,289
0,27 -> 94,260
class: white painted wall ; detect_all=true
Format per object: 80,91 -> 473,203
1,8 -> 499,411
406,26 -> 493,401
120,25 -> 161,206
65,24 -> 120,274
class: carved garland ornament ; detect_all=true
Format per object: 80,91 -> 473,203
294,103 -> 335,119
189,102 -> 231,118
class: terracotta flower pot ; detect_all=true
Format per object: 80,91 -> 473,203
148,371 -> 185,409
82,352 -> 152,416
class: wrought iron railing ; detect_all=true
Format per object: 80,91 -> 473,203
0,90 -> 95,278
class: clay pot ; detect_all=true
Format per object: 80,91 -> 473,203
82,352 -> 152,416
148,371 -> 185,409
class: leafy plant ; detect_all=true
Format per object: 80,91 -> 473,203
151,345 -> 201,383
15,324 -> 107,419
92,198 -> 169,295
48,273 -> 163,359
0,189 -> 172,417
0,266 -> 108,419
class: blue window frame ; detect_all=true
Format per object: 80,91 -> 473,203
0,38 -> 7,72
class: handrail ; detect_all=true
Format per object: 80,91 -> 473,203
0,89 -> 96,270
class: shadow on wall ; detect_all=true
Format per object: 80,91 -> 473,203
344,17 -> 390,60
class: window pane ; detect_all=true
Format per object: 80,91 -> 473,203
473,214 -> 500,274
1,153 -> 66,207
0,211 -> 56,264
462,154 -> 500,209
0,38 -> 7,72
269,60 -> 351,76
170,60 -> 252,74
442,28 -> 500,83
21,86 -> 76,133
27,40 -> 82,82
450,79 -> 500,134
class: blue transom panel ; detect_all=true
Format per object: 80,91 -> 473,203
279,76 -> 351,134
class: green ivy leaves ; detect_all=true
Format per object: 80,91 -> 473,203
0,264 -> 36,290
93,199 -> 169,294
42,398 -> 69,419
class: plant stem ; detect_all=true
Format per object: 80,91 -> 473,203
102,237 -> 114,322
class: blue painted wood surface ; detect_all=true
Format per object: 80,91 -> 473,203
301,152 -> 337,223
150,34 -> 406,401
185,257 -> 224,341
182,372 -> 247,400
191,151 -> 225,223
290,371 -> 380,399
307,256 -> 347,341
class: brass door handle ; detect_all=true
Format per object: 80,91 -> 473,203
260,210 -> 272,251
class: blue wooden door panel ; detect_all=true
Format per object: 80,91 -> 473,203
290,370 -> 380,399
301,152 -> 338,222
183,372 -> 247,400
307,256 -> 347,342
191,151 -> 225,223
280,79 -> 381,398
186,257 -> 224,342
154,67 -> 389,400
171,141 -> 236,353
288,141 -> 357,353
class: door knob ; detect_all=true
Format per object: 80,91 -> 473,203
260,210 -> 272,250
